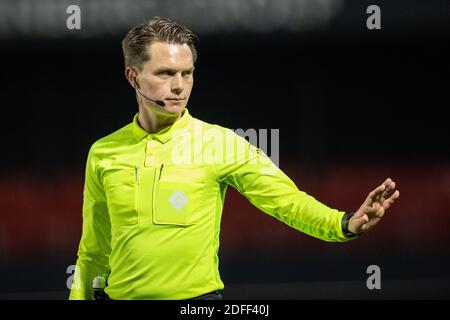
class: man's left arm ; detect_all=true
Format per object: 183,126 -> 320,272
216,133 -> 399,242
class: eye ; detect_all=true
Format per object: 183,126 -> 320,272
182,70 -> 193,77
157,70 -> 175,78
158,71 -> 170,77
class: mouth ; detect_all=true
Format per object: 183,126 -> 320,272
165,98 -> 185,104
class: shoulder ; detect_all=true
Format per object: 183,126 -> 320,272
189,115 -> 243,141
88,121 -> 134,159
189,115 -> 254,163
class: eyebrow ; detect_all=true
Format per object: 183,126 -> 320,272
154,66 -> 195,73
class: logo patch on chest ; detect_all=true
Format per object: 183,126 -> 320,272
169,190 -> 188,210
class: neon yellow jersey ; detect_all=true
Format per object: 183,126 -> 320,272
69,108 -> 353,300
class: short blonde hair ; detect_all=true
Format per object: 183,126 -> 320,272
122,16 -> 198,71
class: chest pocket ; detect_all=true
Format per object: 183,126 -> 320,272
153,165 -> 206,226
104,169 -> 137,225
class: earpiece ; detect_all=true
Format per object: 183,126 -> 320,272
131,73 -> 166,107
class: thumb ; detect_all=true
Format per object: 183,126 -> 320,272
349,213 -> 369,233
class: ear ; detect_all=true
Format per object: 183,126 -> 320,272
125,66 -> 137,88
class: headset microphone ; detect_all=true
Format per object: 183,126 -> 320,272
132,78 -> 166,107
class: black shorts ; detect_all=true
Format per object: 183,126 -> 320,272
190,291 -> 223,300
94,290 -> 223,300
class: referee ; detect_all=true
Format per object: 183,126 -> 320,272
69,17 -> 400,300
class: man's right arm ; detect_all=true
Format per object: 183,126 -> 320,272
69,145 -> 111,300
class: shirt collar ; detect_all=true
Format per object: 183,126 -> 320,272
132,108 -> 192,143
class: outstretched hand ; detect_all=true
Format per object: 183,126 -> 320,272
349,178 -> 400,234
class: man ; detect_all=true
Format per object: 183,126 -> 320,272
69,16 -> 400,300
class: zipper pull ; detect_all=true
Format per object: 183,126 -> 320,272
135,166 -> 140,184
158,164 -> 164,181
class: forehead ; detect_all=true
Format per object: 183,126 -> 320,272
145,41 -> 193,70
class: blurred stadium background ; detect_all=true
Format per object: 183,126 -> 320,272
0,0 -> 449,299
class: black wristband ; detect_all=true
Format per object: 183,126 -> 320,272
341,211 -> 361,238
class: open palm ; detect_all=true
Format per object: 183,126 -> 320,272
349,178 -> 400,234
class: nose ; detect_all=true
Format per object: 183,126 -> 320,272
171,73 -> 183,95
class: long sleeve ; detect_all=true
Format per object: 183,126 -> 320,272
216,130 -> 352,242
69,145 -> 111,300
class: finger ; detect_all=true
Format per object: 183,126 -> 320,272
369,201 -> 381,215
360,204 -> 384,232
364,183 -> 387,206
368,202 -> 384,218
380,181 -> 396,202
361,214 -> 369,223
376,205 -> 385,218
361,216 -> 382,231
381,178 -> 392,191
351,214 -> 370,232
382,190 -> 400,210
361,206 -> 384,231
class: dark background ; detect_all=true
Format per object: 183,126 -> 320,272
1,0 -> 449,299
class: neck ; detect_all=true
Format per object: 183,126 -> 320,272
137,106 -> 182,133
